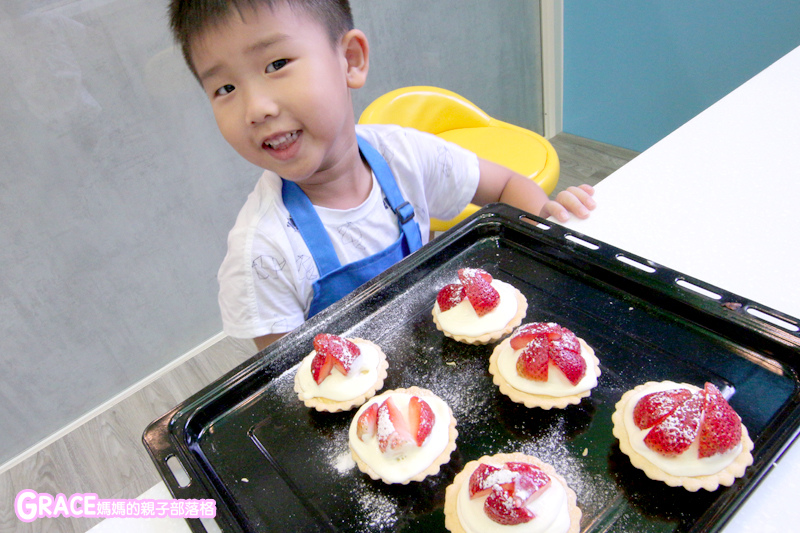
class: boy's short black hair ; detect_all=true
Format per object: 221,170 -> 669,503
169,0 -> 354,78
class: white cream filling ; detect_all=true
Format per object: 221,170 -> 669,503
296,341 -> 380,401
623,381 -> 743,477
497,339 -> 597,397
456,462 -> 571,533
348,392 -> 451,483
434,279 -> 518,336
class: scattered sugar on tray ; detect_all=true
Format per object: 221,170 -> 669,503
272,365 -> 300,398
361,284 -> 435,335
333,451 -> 355,473
515,420 -> 615,514
429,367 -> 493,428
317,427 -> 400,531
351,483 -> 399,532
321,428 -> 353,475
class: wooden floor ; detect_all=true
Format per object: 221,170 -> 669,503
0,133 -> 638,533
548,132 -> 639,196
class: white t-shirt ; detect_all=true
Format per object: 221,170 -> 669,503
217,124 -> 481,339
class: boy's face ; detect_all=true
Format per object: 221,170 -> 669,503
191,3 -> 362,185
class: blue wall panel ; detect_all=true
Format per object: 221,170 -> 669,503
564,1 -> 800,151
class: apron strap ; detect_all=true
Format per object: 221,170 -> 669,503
356,135 -> 423,253
281,135 -> 424,278
281,180 -> 342,276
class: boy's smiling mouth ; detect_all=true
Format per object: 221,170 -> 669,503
262,130 -> 302,162
263,131 -> 300,150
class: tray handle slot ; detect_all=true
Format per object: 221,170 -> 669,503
565,233 -> 600,250
198,517 -> 223,533
676,278 -> 723,300
615,254 -> 657,273
746,307 -> 800,333
166,454 -> 192,487
519,214 -> 551,231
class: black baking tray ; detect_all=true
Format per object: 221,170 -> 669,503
144,203 -> 800,533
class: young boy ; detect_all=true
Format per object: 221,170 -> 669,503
169,0 -> 596,350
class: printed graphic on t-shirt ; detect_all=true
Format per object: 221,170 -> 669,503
338,222 -> 365,252
437,146 -> 454,179
268,316 -> 289,334
287,215 -> 298,232
377,137 -> 394,165
252,255 -> 286,280
296,254 -> 317,281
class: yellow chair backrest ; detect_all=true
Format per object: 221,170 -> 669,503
359,86 -> 559,231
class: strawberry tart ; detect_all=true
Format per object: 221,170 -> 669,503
348,386 -> 458,484
294,333 -> 388,412
444,452 -> 581,533
612,380 -> 754,491
489,323 -> 601,409
432,268 -> 527,345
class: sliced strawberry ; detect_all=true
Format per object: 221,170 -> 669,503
633,388 -> 693,430
511,323 -> 586,384
505,463 -> 551,504
456,268 -> 500,316
408,396 -> 436,447
457,267 -> 493,285
468,463 -> 516,499
312,334 -> 361,380
356,402 -> 378,442
644,389 -> 704,456
464,279 -> 500,316
436,283 -> 466,312
698,383 -> 742,458
516,337 -> 549,381
310,350 -> 335,385
509,322 -> 562,350
549,345 -> 586,385
484,484 -> 535,525
550,327 -> 580,356
377,397 -> 414,456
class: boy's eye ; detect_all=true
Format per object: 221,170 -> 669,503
266,59 -> 288,73
215,84 -> 235,97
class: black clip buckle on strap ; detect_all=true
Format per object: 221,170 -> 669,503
395,201 -> 416,225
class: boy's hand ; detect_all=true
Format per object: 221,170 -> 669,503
540,184 -> 596,223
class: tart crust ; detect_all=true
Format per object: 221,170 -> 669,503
432,288 -> 528,345
444,452 -> 581,533
349,386 -> 458,485
611,381 -> 754,492
293,338 -> 388,413
489,337 -> 601,409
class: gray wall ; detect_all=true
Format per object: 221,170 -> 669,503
352,1 -> 543,132
0,0 -> 542,466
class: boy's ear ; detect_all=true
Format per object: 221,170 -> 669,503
342,29 -> 369,89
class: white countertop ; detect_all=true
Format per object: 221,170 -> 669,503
558,45 -> 800,533
560,47 -> 800,322
91,45 -> 800,533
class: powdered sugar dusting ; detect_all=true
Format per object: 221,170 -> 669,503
352,486 -> 399,531
514,419 -> 616,513
333,450 -> 355,473
485,469 -> 519,486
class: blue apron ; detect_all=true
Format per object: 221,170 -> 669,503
281,135 -> 423,318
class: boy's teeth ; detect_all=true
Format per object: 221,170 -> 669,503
266,131 -> 298,149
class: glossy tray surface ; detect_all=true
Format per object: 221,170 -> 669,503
144,204 -> 800,533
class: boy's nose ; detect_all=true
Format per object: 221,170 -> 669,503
245,89 -> 278,124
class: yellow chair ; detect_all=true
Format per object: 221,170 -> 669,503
358,86 -> 559,231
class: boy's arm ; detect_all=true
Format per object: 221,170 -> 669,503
472,158 -> 595,222
254,333 -> 285,352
